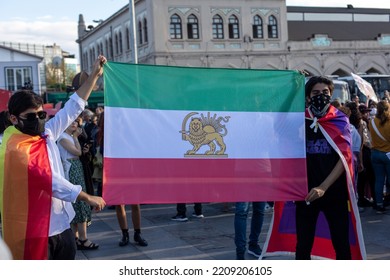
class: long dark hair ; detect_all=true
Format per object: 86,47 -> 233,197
345,101 -> 362,129
376,100 -> 390,126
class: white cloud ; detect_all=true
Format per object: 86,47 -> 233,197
0,20 -> 79,56
36,15 -> 54,20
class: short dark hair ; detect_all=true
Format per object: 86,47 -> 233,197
305,76 -> 334,98
0,110 -> 11,134
8,90 -> 44,116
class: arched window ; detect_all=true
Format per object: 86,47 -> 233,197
109,36 -> 113,58
212,15 -> 224,39
83,53 -> 88,69
115,33 -> 119,55
170,14 -> 182,39
228,15 -> 240,39
89,49 -> 94,68
126,27 -> 130,50
138,20 -> 143,44
105,39 -> 109,57
187,14 -> 199,39
100,42 -> 104,56
119,31 -> 123,54
253,15 -> 263,39
268,15 -> 278,38
143,18 -> 148,43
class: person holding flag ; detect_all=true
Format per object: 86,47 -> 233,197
0,55 -> 107,260
296,76 -> 354,259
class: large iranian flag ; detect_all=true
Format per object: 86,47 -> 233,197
103,62 -> 307,204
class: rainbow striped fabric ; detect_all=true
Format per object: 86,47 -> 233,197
263,106 -> 366,260
0,126 -> 52,260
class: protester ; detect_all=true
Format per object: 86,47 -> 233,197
368,100 -> 390,213
116,205 -> 148,247
0,55 -> 107,260
296,76 -> 352,260
234,202 -> 265,260
171,203 -> 204,222
57,120 -> 99,250
357,104 -> 375,208
95,112 -> 148,247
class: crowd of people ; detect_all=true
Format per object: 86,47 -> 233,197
332,90 -> 390,213
1,63 -> 389,260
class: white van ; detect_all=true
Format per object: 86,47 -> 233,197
331,80 -> 351,104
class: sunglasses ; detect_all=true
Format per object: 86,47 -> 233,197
19,111 -> 47,121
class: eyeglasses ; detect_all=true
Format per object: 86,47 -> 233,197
19,111 -> 47,121
311,89 -> 330,95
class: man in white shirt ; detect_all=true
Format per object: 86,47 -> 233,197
1,56 -> 107,260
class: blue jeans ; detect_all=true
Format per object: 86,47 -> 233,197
371,149 -> 390,206
234,202 -> 265,255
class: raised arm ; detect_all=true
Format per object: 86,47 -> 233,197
76,55 -> 107,101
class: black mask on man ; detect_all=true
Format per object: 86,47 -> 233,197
15,117 -> 46,136
309,93 -> 331,117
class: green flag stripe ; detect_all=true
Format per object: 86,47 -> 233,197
104,62 -> 305,113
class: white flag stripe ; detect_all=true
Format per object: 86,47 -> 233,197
105,107 -> 305,159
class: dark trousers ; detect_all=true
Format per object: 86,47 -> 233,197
48,228 -> 77,260
295,199 -> 351,260
177,203 -> 202,216
357,146 -> 375,203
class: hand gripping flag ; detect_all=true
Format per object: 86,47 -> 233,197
0,126 -> 52,260
262,106 -> 366,260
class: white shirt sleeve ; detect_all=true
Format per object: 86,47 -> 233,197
51,164 -> 82,203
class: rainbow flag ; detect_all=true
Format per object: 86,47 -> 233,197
0,126 -> 52,260
262,106 -> 366,260
103,62 -> 307,204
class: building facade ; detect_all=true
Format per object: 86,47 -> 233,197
77,0 -> 390,77
0,42 -> 79,94
0,45 -> 43,94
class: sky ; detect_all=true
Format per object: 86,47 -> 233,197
1,0 -> 390,61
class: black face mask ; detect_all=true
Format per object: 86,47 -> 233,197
16,117 -> 46,136
309,93 -> 331,116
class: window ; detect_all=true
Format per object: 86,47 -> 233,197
109,36 -> 113,58
126,27 -> 130,50
228,15 -> 240,39
187,14 -> 199,39
115,33 -> 119,55
5,67 -> 32,91
268,15 -> 278,38
119,31 -> 123,54
83,53 -> 88,69
212,15 -> 224,39
138,20 -> 143,44
105,39 -> 109,57
143,18 -> 148,43
100,42 -> 104,56
253,15 -> 263,39
89,49 -> 94,67
170,14 -> 182,39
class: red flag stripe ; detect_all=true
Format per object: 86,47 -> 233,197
103,158 -> 307,204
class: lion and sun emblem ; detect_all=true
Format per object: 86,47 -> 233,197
180,112 -> 230,157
